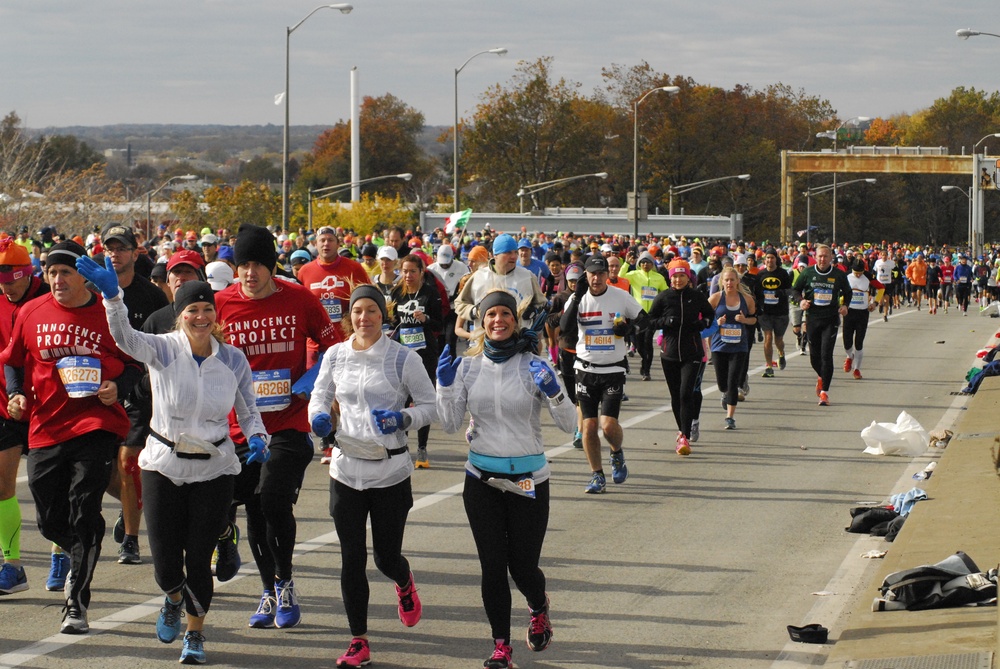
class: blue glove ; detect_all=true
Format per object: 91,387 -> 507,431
311,412 -> 333,438
372,409 -> 404,435
529,359 -> 561,397
436,345 -> 462,387
246,434 -> 270,464
75,255 -> 119,300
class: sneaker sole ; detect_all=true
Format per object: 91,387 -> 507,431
60,624 -> 89,635
414,462 -> 430,469
676,445 -> 691,456
118,556 -> 142,565
180,653 -> 207,665
0,582 -> 29,595
248,618 -> 275,629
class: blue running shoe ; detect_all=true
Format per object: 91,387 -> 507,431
0,563 -> 28,594
572,430 -> 583,449
46,553 -> 71,592
156,596 -> 183,643
179,630 -> 206,664
274,579 -> 301,628
248,590 -> 276,628
584,472 -> 606,494
610,449 -> 628,484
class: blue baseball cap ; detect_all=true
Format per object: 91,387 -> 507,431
492,234 -> 517,255
517,238 -> 532,249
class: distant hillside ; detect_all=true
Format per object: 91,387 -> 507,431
26,124 -> 451,160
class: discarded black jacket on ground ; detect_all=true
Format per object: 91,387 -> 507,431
873,551 -> 998,611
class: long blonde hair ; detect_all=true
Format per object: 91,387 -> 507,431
719,266 -> 753,300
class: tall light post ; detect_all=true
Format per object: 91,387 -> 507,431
282,4 -> 353,234
632,85 -> 680,238
942,185 -> 974,250
968,133 -> 1000,257
802,178 -> 875,245
956,28 -> 1000,39
145,174 -> 197,239
816,116 -> 870,245
308,172 -> 412,229
517,172 -> 608,214
454,47 -> 507,213
668,174 -> 751,216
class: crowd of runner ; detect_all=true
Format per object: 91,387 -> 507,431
0,219 -> 989,667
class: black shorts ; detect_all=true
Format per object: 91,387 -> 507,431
575,370 -> 626,420
123,396 -> 152,449
927,283 -> 940,295
757,313 -> 789,336
0,416 -> 28,454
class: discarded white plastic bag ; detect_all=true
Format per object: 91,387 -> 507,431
861,411 -> 929,456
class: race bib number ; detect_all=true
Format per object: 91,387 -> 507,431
813,286 -> 833,307
400,326 -> 426,350
515,474 -> 536,499
720,325 -> 742,345
960,276 -> 968,284
641,286 -> 657,301
763,290 -> 779,305
56,356 -> 101,398
850,290 -> 867,308
584,328 -> 615,351
321,298 -> 343,323
253,369 -> 291,412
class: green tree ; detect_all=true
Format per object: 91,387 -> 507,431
37,135 -> 105,173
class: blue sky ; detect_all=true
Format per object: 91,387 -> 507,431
2,0 -> 997,129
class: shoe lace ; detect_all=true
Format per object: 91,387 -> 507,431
399,586 -> 416,613
256,592 -> 276,615
62,602 -> 82,620
344,639 -> 368,658
528,610 -> 550,635
162,600 -> 183,627
278,582 -> 297,608
490,642 -> 512,661
184,631 -> 205,651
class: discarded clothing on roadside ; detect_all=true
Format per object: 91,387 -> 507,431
889,488 -> 926,517
861,412 -> 929,456
846,506 -> 899,534
873,551 -> 997,611
962,360 -> 1000,394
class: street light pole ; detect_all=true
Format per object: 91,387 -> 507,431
282,4 -> 353,234
517,172 -> 608,213
453,47 -> 507,213
816,116 -> 870,246
144,175 -> 197,240
308,172 -> 412,229
802,178 -> 876,244
668,174 -> 751,215
632,86 -> 680,239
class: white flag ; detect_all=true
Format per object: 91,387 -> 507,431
274,92 -> 285,106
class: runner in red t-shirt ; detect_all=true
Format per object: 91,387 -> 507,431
214,225 -> 338,630
1,241 -> 139,634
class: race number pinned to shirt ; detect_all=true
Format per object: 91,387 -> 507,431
813,285 -> 833,307
763,290 -> 779,306
399,326 -> 427,350
850,290 -> 868,308
321,298 -> 343,323
720,325 -> 742,345
641,285 -> 658,301
252,369 -> 292,412
583,328 -> 615,351
56,356 -> 101,398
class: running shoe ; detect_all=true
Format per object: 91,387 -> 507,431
725,417 -> 736,430
248,590 -> 276,628
853,369 -> 862,380
742,381 -> 750,397
179,630 -> 206,665
395,573 -> 422,627
60,599 -> 89,634
816,377 -> 823,397
884,313 -> 888,322
484,640 -> 514,669
527,598 -> 552,652
118,537 -> 141,565
721,396 -> 728,410
414,447 -> 430,469
818,391 -> 830,406
274,578 -> 301,628
737,388 -> 746,402
47,552 -> 70,591
761,367 -> 774,378
779,355 -> 786,370
213,522 -> 241,582
0,563 -> 28,594
609,449 -> 628,484
113,510 -> 125,544
320,447 -> 333,465
156,596 -> 184,643
584,472 -> 606,494
675,435 -> 691,456
572,430 -> 583,449
640,373 -> 651,381
336,637 -> 371,668
690,420 -> 700,443
843,357 -> 852,373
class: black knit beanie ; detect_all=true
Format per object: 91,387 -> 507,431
233,225 -> 277,271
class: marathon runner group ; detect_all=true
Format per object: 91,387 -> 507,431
0,221 -> 983,668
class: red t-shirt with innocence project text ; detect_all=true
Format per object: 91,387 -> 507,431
215,278 -> 339,440
0,292 -> 132,448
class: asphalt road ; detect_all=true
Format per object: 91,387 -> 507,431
0,304 -> 988,669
